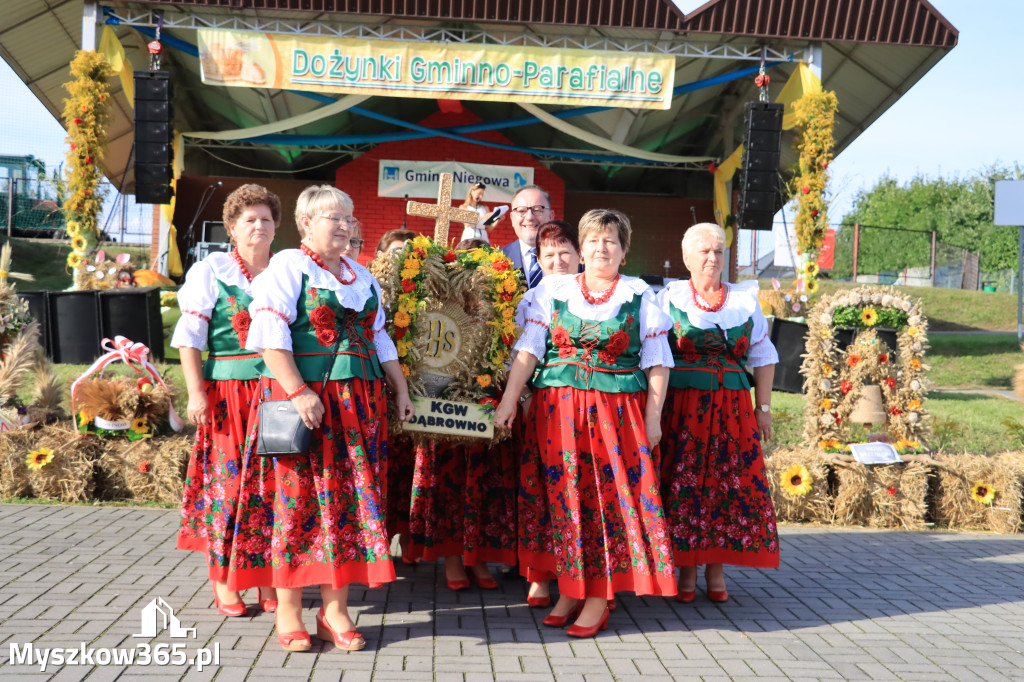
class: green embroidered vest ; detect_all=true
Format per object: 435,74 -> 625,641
666,302 -> 754,390
204,281 -> 262,381
259,275 -> 384,383
531,294 -> 646,393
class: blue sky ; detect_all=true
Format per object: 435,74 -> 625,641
1,1 -> 1019,252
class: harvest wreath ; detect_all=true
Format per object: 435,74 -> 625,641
370,236 -> 524,442
800,285 -> 931,449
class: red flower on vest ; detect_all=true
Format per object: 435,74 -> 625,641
552,325 -> 574,358
676,334 -> 699,363
231,310 -> 251,348
732,335 -> 750,358
599,329 -> 630,364
316,328 -> 339,347
309,304 -> 336,331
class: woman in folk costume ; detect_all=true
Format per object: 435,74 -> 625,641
512,219 -> 579,608
656,222 -> 779,603
228,185 -> 414,653
495,208 -> 676,637
174,183 -> 279,617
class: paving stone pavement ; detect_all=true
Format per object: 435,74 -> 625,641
0,503 -> 1022,681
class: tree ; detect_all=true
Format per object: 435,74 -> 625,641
832,164 -> 1024,278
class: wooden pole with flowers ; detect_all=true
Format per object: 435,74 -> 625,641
61,51 -> 114,283
790,89 -> 838,297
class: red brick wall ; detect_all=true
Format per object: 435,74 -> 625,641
563,193 -> 717,279
334,109 -> 565,265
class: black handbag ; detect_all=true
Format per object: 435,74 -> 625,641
255,335 -> 342,457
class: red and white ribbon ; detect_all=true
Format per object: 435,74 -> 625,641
70,335 -> 185,432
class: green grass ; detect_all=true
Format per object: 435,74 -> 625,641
3,236 -> 150,291
767,390 -> 1023,455
756,278 -> 1018,331
926,333 -> 1020,389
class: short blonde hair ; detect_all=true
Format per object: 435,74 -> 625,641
681,222 -> 726,258
294,185 -> 354,238
578,208 -> 631,254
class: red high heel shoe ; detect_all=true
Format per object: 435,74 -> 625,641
315,606 -> 365,651
526,595 -> 551,608
608,598 -> 617,611
675,590 -> 697,603
566,606 -> 610,638
275,615 -> 311,652
257,588 -> 278,613
470,569 -> 498,590
212,584 -> 246,617
541,600 -> 583,627
446,577 -> 471,591
707,589 -> 729,603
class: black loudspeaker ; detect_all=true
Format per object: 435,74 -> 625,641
769,318 -> 808,393
134,71 -> 174,205
98,287 -> 164,362
49,292 -> 102,364
737,102 -> 784,231
17,290 -> 51,356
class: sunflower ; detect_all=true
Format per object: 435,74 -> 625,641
781,465 -> 812,497
130,417 -> 150,435
67,252 -> 83,269
806,279 -> 820,294
26,447 -> 55,470
818,438 -> 841,451
71,234 -> 88,251
803,261 -> 820,278
971,482 -> 996,506
860,308 -> 878,326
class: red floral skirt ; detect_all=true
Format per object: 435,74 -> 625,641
404,439 -> 517,565
177,378 -> 257,581
386,435 -> 415,537
226,377 -> 396,590
659,386 -> 780,568
518,386 -> 676,599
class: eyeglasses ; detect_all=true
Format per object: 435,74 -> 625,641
510,205 -> 549,216
317,214 -> 350,224
348,238 -> 364,248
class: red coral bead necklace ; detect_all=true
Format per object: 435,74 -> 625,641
302,243 -> 356,285
690,278 -> 728,312
231,248 -> 274,283
578,272 -> 620,305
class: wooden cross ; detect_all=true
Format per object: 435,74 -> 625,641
405,173 -> 482,245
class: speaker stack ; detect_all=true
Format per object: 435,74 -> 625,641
134,70 -> 174,205
736,101 -> 784,231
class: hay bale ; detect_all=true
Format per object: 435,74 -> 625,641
93,433 -> 193,503
0,423 -> 101,502
933,453 -> 1022,534
833,462 -> 929,530
764,447 -> 833,523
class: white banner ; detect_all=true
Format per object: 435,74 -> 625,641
378,160 -> 533,201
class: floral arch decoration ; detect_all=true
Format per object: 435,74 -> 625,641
800,286 -> 931,452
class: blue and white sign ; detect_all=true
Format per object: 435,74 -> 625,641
378,160 -> 533,201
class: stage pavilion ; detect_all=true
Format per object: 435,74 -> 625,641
0,0 -> 957,280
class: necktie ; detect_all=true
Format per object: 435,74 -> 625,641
527,248 -> 542,289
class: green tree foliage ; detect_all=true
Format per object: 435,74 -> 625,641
832,164 -> 1024,277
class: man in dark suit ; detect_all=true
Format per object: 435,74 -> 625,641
500,184 -> 555,290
